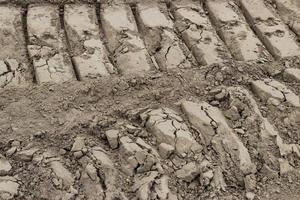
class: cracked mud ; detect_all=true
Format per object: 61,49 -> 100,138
1,0 -> 300,199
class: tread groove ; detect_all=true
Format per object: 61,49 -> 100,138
59,5 -> 80,81
21,4 -> 36,84
95,2 -> 119,75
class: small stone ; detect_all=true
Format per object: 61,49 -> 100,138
127,156 -> 138,172
199,160 -> 211,172
283,68 -> 300,82
283,117 -> 290,126
209,88 -> 222,95
135,150 -> 157,173
172,156 -> 185,169
246,192 -> 255,200
235,128 -> 245,135
215,89 -> 227,100
158,143 -> 174,159
210,101 -> 219,106
71,136 -> 85,152
121,47 -> 129,53
6,147 -> 17,157
126,124 -> 138,134
59,149 -> 67,155
267,97 -> 281,106
52,178 -> 62,187
244,174 -> 256,192
17,148 -> 39,162
212,167 -> 226,191
33,131 -> 46,139
91,148 -> 114,169
135,151 -> 147,164
11,141 -> 20,147
279,159 -> 294,175
176,162 -> 199,182
73,151 -> 84,159
82,148 -> 88,154
64,186 -> 78,199
85,163 -> 98,181
0,155 -> 12,175
50,161 -> 75,187
201,170 -> 214,186
260,164 -> 278,179
251,80 -> 300,107
0,176 -> 19,199
224,106 -> 240,121
215,72 -> 223,82
105,129 -> 119,149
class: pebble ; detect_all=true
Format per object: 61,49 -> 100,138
59,149 -> 67,155
17,148 -> 39,162
215,90 -> 227,100
73,151 -> 84,159
0,155 -> 12,175
210,101 -> 220,106
158,143 -> 174,159
246,192 -> 255,200
11,141 -> 20,147
201,170 -> 214,186
0,176 -> 19,199
235,128 -> 245,135
71,136 -> 85,152
105,129 -> 119,149
33,131 -> 46,139
126,124 -> 138,134
6,147 -> 17,157
176,162 -> 199,182
267,98 -> 281,106
215,72 -> 223,82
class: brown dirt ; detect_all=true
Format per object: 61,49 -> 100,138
0,0 -> 300,200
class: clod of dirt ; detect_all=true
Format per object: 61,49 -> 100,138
141,107 -> 202,156
0,155 -> 11,176
16,148 -> 39,162
175,162 -> 199,182
158,143 -> 174,159
105,129 -> 120,149
251,79 -> 300,107
0,176 -> 19,200
132,171 -> 177,200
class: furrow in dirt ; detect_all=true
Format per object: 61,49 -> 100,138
239,0 -> 300,59
224,86 -> 300,177
181,100 -> 256,188
249,78 -> 300,154
251,79 -> 300,107
206,0 -> 271,62
64,4 -> 116,80
99,1 -> 154,75
170,0 -> 232,66
274,0 -> 300,38
0,5 -> 32,88
85,144 -> 126,199
134,1 -> 195,70
27,4 -> 76,83
283,68 -> 300,84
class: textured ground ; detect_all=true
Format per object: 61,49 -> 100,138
0,0 -> 300,199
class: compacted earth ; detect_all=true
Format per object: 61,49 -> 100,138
0,0 -> 300,199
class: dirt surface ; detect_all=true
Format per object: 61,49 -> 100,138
1,0 -> 300,199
